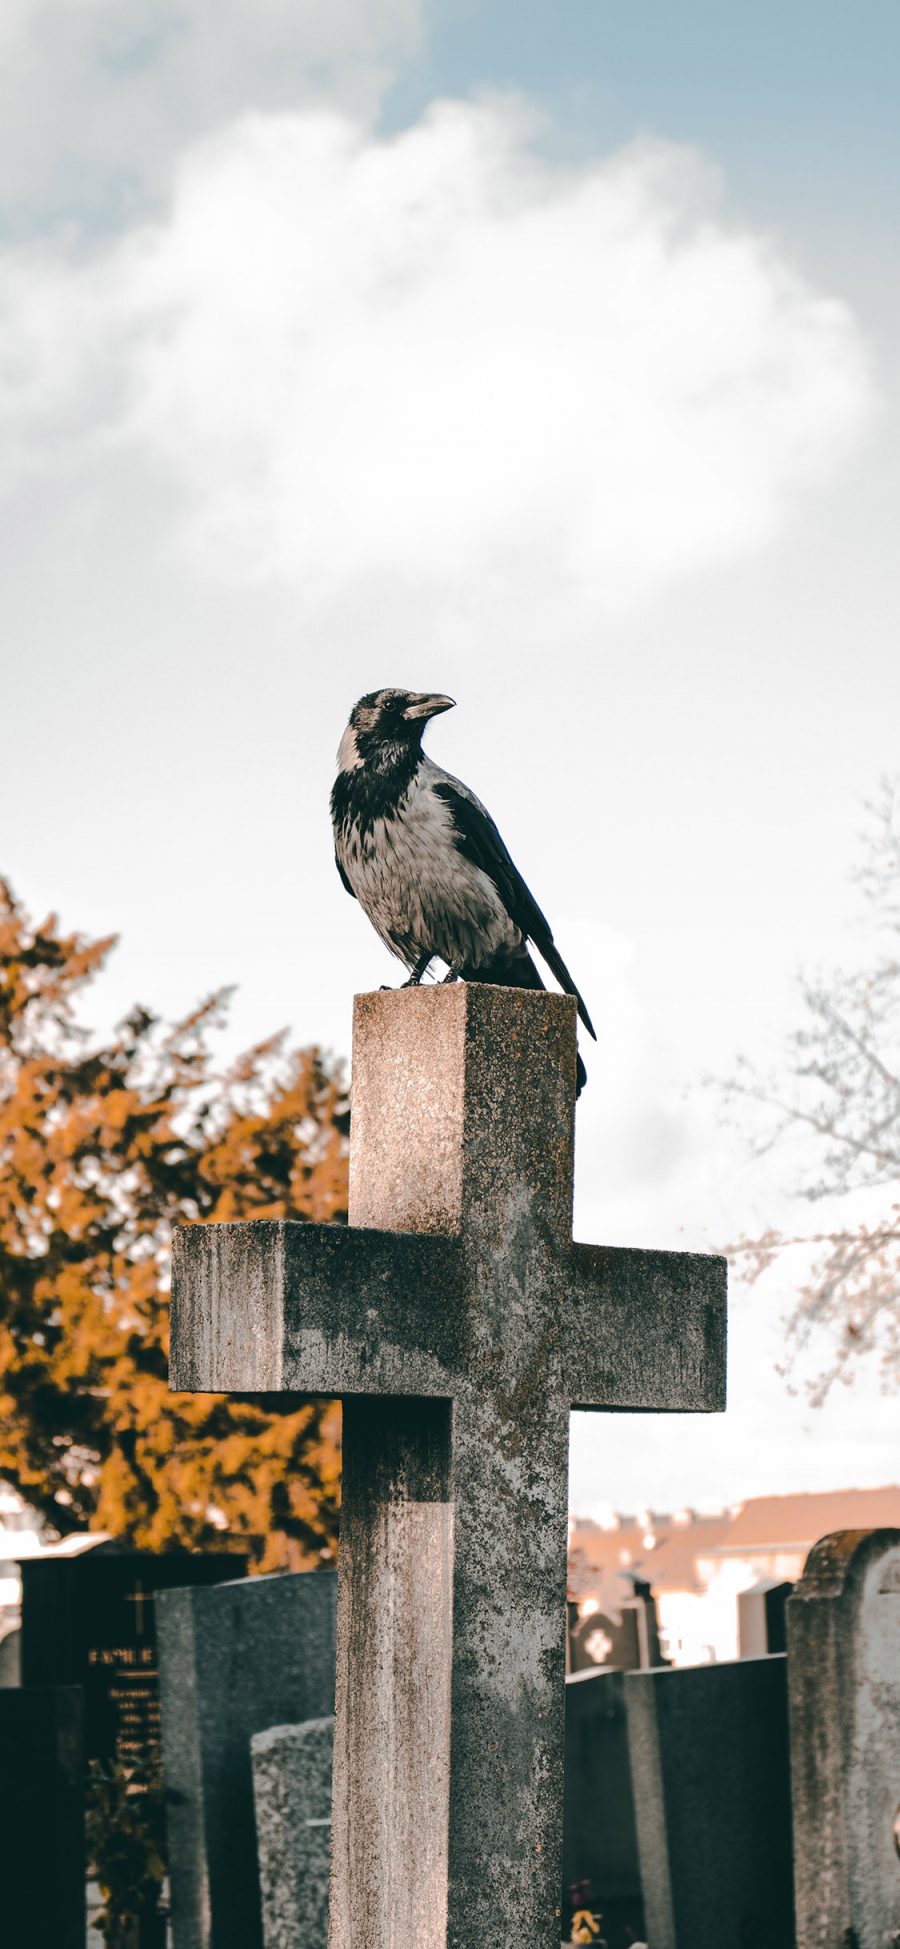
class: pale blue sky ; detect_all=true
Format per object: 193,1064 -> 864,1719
389,0 -> 900,328
394,0 -> 899,196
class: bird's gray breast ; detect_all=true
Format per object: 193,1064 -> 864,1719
335,765 -> 519,969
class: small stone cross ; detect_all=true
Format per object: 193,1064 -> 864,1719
123,1578 -> 152,1636
171,985 -> 726,1948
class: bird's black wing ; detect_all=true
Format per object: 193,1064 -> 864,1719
432,777 -> 596,1040
334,849 -> 356,899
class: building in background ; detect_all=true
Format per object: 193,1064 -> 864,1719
568,1485 -> 900,1665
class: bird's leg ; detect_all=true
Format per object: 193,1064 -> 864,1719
380,951 -> 433,991
401,952 -> 433,988
441,960 -> 466,984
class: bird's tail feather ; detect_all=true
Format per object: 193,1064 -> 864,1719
539,941 -> 596,1041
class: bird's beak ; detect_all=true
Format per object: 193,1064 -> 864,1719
402,692 -> 456,722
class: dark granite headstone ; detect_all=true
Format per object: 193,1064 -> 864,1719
625,1655 -> 794,1949
0,1685 -> 85,1949
20,1542 -> 245,1774
738,1577 -> 793,1658
157,1567 -> 337,1949
563,1669 -> 643,1949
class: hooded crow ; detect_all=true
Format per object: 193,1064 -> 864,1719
331,688 -> 596,1092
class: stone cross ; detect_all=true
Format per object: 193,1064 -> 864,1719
171,985 -> 726,1949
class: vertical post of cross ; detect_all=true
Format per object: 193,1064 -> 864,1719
332,987 -> 577,1948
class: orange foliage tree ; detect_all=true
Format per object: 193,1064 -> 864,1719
0,881 -> 347,1569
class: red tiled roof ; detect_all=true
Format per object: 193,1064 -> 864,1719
716,1486 -> 900,1552
569,1515 -> 729,1595
569,1486 -> 900,1595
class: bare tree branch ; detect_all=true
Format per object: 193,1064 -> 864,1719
718,777 -> 900,1400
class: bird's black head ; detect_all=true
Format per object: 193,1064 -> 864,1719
336,688 -> 455,776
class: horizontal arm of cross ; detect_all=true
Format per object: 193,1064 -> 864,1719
170,1220 -> 465,1396
563,1243 -> 726,1413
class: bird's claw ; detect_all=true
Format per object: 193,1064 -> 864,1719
400,954 -> 433,988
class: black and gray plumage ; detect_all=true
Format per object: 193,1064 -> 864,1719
331,688 -> 596,1093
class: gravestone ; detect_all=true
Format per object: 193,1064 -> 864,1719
171,984 -> 727,1947
569,1598 -> 643,1674
738,1576 -> 792,1658
0,1685 -> 85,1949
568,1576 -> 665,1675
21,1541 -> 245,1773
157,1566 -> 337,1949
563,1669 -> 643,1949
787,1527 -> 900,1947
625,1654 -> 794,1949
252,1716 -> 334,1949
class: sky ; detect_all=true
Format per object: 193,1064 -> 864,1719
2,0 -> 898,1519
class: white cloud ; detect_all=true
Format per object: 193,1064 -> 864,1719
0,99 -> 874,619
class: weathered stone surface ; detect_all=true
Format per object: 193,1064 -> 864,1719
347,982 -> 577,1239
171,984 -> 727,1949
787,1527 -> 900,1947
252,1717 -> 334,1949
625,1655 -> 794,1949
157,1568 -> 336,1949
563,1670 -> 642,1932
0,1685 -> 84,1949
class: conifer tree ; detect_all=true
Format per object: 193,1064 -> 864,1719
0,880 -> 347,1568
